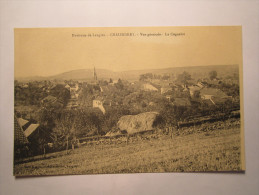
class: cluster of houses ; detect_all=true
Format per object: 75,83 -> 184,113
16,71 -> 234,117
138,79 -> 232,107
86,76 -> 234,114
14,68 -> 239,159
65,83 -> 82,109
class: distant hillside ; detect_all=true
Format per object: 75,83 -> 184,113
49,69 -> 117,80
16,69 -> 116,82
16,65 -> 239,81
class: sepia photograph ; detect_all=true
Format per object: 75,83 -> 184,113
13,26 -> 245,176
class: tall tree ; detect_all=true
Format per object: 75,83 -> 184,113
53,111 -> 77,154
209,70 -> 217,80
176,71 -> 192,86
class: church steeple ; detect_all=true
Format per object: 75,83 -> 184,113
93,66 -> 98,81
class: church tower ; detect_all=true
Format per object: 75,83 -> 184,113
93,66 -> 98,81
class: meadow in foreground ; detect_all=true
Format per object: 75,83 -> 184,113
14,123 -> 241,176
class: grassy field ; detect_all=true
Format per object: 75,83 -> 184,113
14,125 -> 242,176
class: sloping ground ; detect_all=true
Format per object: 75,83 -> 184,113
14,126 -> 242,176
117,112 -> 160,134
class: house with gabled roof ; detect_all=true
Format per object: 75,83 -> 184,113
24,124 -> 40,138
188,85 -> 201,97
142,83 -> 158,92
70,83 -> 79,92
93,97 -> 106,114
197,81 -> 206,88
17,117 -> 32,131
200,88 -> 227,99
200,87 -> 232,105
41,95 -> 64,109
17,118 -> 29,128
65,84 -> 71,90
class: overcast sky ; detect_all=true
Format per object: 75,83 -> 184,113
14,26 -> 242,78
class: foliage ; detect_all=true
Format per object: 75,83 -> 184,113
14,74 -> 241,157
139,73 -> 172,81
176,71 -> 192,85
209,70 -> 218,80
49,84 -> 70,106
193,90 -> 200,99
115,78 -> 124,90
159,102 -> 188,127
218,82 -> 239,97
14,81 -> 70,108
139,73 -> 153,81
15,83 -> 47,106
28,126 -> 53,156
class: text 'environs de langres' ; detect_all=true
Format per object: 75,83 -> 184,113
72,32 -> 185,38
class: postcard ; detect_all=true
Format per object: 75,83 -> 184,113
14,26 -> 245,176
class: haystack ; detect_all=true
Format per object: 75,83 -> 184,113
117,112 -> 160,134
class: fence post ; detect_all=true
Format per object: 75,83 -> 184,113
170,126 -> 173,139
43,145 -> 46,158
66,136 -> 69,154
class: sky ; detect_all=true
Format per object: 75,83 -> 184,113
14,26 -> 242,78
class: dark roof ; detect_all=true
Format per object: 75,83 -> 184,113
14,115 -> 29,145
24,124 -> 40,137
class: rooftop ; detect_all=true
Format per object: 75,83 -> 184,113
24,124 -> 40,137
200,88 -> 227,97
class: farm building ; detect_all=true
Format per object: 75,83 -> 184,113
14,115 -> 29,159
188,85 -> 201,97
200,88 -> 232,105
17,118 -> 30,130
197,81 -> 206,88
15,114 -> 53,156
93,97 -> 106,114
69,83 -> 79,92
142,83 -> 158,92
24,124 -> 40,138
15,116 -> 46,141
41,95 -> 64,109
117,112 -> 160,134
200,88 -> 227,99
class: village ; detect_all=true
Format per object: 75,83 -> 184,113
14,67 -> 240,164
